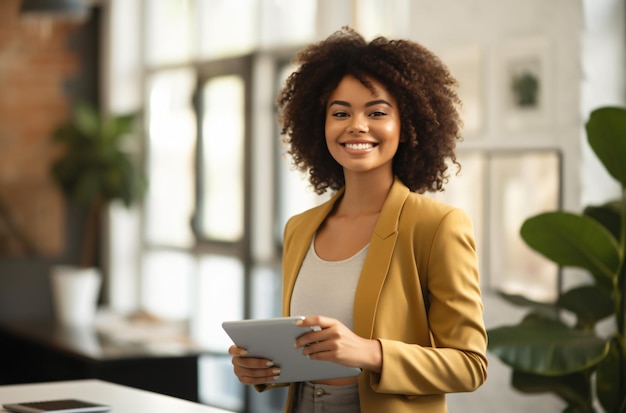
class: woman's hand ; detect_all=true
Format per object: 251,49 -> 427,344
294,316 -> 382,373
229,345 -> 281,385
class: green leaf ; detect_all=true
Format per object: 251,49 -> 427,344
488,314 -> 609,375
496,291 -> 559,318
584,201 -> 623,241
586,107 -> 626,187
557,285 -> 614,329
72,169 -> 102,205
52,124 -> 79,143
50,102 -> 145,206
511,370 -> 593,412
596,338 -> 626,413
521,212 -> 620,281
102,114 -> 135,146
74,102 -> 100,137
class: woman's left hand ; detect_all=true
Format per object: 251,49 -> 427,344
294,315 -> 382,373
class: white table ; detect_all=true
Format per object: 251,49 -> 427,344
0,380 -> 233,413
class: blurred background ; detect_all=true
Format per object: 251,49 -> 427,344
0,0 -> 624,412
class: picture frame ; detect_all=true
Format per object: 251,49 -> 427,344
487,150 -> 561,302
496,36 -> 554,133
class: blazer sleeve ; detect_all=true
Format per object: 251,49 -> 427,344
371,207 -> 488,395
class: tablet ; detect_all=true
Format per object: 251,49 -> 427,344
222,316 -> 361,383
2,399 -> 110,413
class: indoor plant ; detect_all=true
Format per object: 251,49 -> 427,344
49,102 -> 146,325
487,106 -> 626,413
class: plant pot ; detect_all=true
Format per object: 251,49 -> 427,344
50,266 -> 101,327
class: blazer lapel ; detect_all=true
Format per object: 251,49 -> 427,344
353,177 -> 409,338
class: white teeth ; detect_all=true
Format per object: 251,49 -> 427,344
345,143 -> 374,150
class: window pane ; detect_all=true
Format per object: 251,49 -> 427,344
141,250 -> 196,320
193,255 -> 244,351
196,0 -> 259,59
199,76 -> 245,241
145,68 -> 196,248
107,202 -> 141,313
250,265 -> 282,319
259,0 -> 316,48
355,0 -> 411,38
199,356 -> 244,411
145,0 -> 194,66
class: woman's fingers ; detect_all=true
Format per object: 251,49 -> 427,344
230,345 -> 280,384
232,359 -> 281,385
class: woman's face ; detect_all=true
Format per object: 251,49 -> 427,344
324,75 -> 401,180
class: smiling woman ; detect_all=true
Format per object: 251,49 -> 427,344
228,27 -> 487,413
98,1 -> 599,412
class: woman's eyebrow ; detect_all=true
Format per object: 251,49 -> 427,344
327,100 -> 350,108
327,99 -> 393,108
365,99 -> 393,108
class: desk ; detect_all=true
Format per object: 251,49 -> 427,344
0,318 -> 205,401
0,379 -> 232,412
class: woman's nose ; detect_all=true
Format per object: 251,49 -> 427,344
347,117 -> 368,134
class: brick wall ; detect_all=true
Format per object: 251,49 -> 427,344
0,0 -> 83,257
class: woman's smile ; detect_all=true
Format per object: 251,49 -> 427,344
342,141 -> 377,152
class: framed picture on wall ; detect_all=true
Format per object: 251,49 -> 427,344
496,36 -> 554,133
487,150 -> 561,302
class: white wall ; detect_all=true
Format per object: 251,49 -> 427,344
581,0 -> 626,206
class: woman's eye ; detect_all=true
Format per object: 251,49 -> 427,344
332,111 -> 349,118
369,111 -> 386,117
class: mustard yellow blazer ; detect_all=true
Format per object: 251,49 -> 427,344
280,177 -> 488,413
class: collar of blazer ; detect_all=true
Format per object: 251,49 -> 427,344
283,176 -> 410,339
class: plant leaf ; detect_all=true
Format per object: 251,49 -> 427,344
586,107 -> 626,187
584,201 -> 623,241
74,102 -> 100,137
496,291 -> 559,318
50,102 -> 145,206
102,113 -> 135,146
511,370 -> 593,412
521,212 -> 620,281
488,314 -> 609,375
596,337 -> 626,413
557,285 -> 615,329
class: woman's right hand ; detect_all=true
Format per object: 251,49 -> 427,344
229,344 -> 281,385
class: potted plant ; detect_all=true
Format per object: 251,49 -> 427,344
487,106 -> 626,413
49,101 -> 146,326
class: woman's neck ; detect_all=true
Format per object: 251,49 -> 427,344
336,172 -> 393,217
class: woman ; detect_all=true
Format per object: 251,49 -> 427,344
229,27 -> 488,413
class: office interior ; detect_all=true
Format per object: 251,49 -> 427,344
0,0 -> 624,412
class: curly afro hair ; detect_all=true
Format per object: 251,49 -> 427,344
277,27 -> 463,195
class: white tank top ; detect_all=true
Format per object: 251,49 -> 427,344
290,237 -> 369,330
